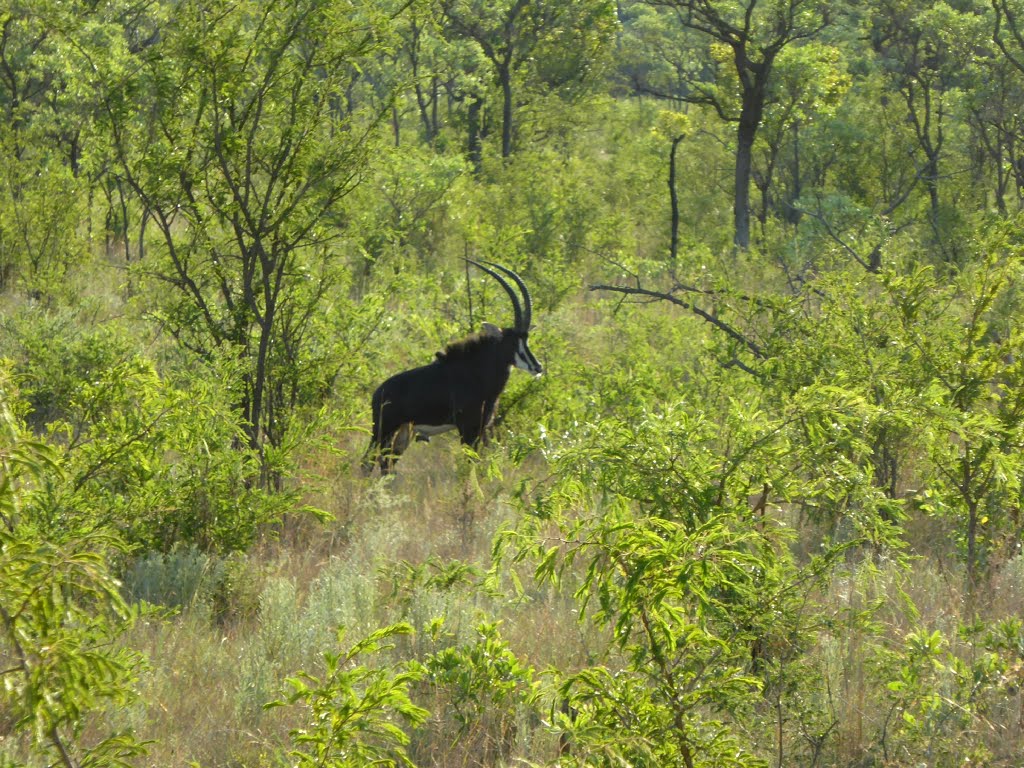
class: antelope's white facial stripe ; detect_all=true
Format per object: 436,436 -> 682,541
513,337 -> 543,376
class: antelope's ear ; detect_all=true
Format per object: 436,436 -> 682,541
481,322 -> 503,338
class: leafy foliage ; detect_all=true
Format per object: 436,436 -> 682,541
5,0 -> 1024,765
0,366 -> 147,767
0,312 -> 297,551
418,619 -> 537,765
267,623 -> 428,768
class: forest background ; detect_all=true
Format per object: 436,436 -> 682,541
3,0 -> 1024,765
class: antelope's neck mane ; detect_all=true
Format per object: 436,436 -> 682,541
435,331 -> 502,362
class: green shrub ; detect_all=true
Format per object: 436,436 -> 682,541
0,364 -> 147,767
267,624 -> 428,768
415,619 -> 538,766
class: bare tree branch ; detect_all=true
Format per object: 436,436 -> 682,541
589,283 -> 764,375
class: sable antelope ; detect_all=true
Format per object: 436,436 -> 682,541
364,260 -> 542,474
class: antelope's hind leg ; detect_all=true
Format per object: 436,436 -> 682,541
376,422 -> 414,474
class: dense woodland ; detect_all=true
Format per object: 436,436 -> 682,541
3,0 -> 1024,765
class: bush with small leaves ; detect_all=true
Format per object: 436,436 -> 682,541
266,623 -> 428,768
0,365 -> 147,768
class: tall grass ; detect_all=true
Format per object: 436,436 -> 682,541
103,420 -> 1024,768
113,443 -> 579,767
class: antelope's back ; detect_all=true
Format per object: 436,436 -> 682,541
373,361 -> 452,423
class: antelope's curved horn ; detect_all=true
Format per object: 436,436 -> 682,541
477,260 -> 532,331
465,259 -> 524,330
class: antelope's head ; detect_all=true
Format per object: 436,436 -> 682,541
468,259 -> 543,376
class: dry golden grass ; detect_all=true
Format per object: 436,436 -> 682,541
114,437 -> 586,767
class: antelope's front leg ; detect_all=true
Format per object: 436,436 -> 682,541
456,407 -> 486,447
479,399 -> 498,446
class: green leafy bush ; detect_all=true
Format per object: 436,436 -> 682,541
267,623 -> 428,768
417,619 -> 537,766
0,365 -> 147,767
1,311 -> 298,551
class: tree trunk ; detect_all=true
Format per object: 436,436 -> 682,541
414,77 -> 435,143
500,63 -> 513,158
964,454 -> 978,597
669,134 -> 683,265
733,76 -> 768,249
431,77 -> 438,140
467,96 -> 483,173
734,121 -> 755,250
787,120 -> 802,225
